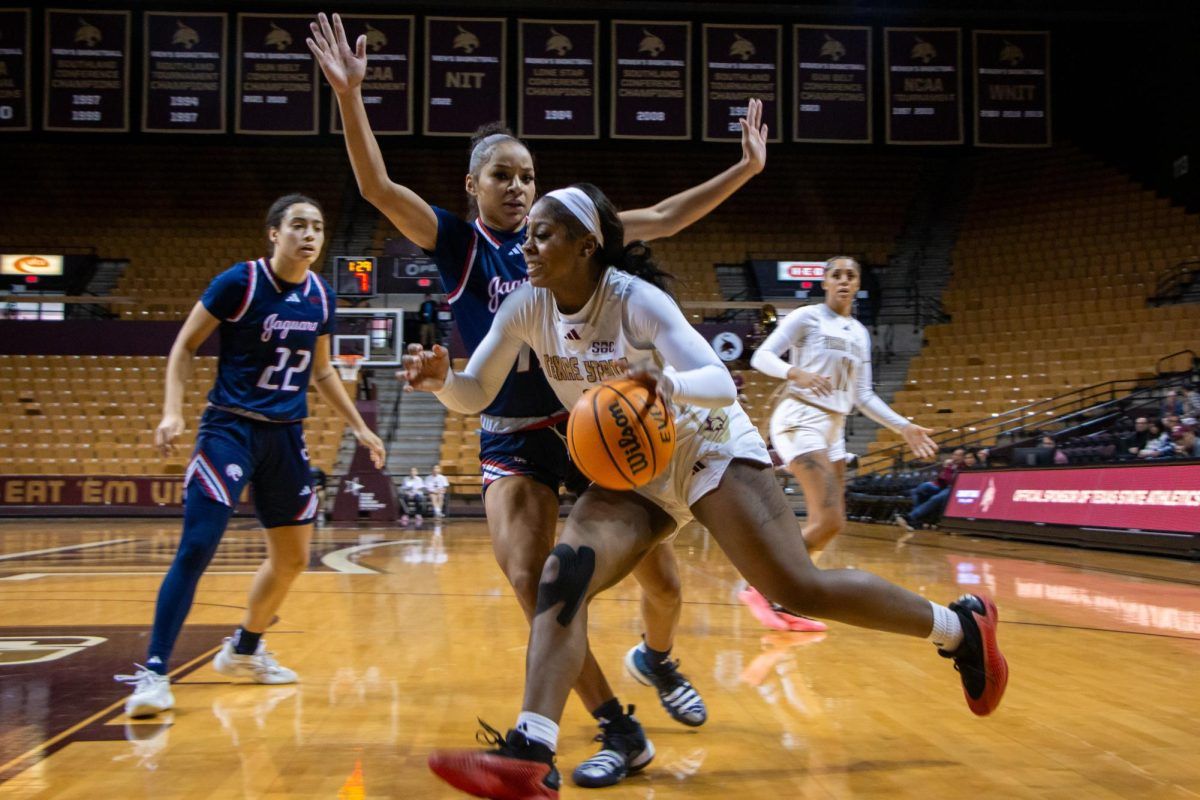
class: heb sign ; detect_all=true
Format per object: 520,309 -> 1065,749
946,463 -> 1200,535
777,261 -> 825,281
0,475 -> 252,516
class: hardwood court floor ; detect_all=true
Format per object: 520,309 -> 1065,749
0,517 -> 1197,799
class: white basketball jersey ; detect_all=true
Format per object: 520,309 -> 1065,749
773,304 -> 873,415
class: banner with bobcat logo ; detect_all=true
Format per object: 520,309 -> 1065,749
518,19 -> 598,139
974,30 -> 1050,147
44,9 -> 130,132
0,9 -> 31,131
143,12 -> 226,133
610,20 -> 690,140
884,27 -> 962,145
702,24 -> 781,143
235,14 -> 317,134
331,15 -> 413,136
423,16 -> 505,137
793,25 -> 871,143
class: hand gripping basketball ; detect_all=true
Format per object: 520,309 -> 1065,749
566,378 -> 675,490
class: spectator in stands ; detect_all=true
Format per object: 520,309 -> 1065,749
1041,435 -> 1069,465
1185,389 -> 1200,418
1122,417 -> 1152,457
424,464 -> 450,518
908,448 -> 964,506
896,449 -> 964,531
399,466 -> 427,525
1172,425 -> 1200,459
1137,422 -> 1174,459
1161,390 -> 1185,418
975,448 -> 990,467
962,451 -> 979,469
418,293 -> 439,350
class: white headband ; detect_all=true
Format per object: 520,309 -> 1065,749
545,187 -> 604,247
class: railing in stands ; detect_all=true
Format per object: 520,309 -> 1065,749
1156,348 -> 1198,376
855,361 -> 1194,474
1148,257 -> 1200,306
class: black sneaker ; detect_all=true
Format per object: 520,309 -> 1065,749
624,643 -> 708,726
937,594 -> 1008,716
571,705 -> 655,788
428,719 -> 561,800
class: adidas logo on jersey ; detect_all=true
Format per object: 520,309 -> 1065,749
508,244 -> 523,256
564,328 -> 582,341
286,293 -> 301,303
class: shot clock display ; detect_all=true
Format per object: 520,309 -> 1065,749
335,257 -> 378,298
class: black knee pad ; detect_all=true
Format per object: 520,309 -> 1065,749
535,543 -> 596,627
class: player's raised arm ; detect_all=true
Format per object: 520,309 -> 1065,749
155,301 -> 220,457
618,97 -> 768,244
307,12 -> 437,250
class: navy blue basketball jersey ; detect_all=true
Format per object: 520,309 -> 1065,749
429,207 -> 563,422
200,258 -> 335,422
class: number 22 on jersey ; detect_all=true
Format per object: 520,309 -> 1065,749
257,347 -> 312,392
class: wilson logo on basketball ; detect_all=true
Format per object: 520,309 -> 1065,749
566,379 -> 675,490
12,256 -> 52,274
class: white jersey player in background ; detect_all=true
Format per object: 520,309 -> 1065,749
406,184 -> 1006,800
739,256 -> 938,632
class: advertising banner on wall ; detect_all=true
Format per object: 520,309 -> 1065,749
45,8 -> 130,132
235,14 -> 318,134
0,9 -> 31,131
974,30 -> 1050,147
423,16 -> 505,137
518,19 -> 598,139
885,27 -> 962,145
611,20 -> 690,140
702,23 -> 781,143
331,15 -> 413,136
792,24 -> 870,143
143,12 -> 226,133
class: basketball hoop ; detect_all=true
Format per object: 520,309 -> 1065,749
335,354 -> 364,382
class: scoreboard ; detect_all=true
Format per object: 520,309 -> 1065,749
335,257 -> 378,298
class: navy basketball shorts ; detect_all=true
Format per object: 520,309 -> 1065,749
184,407 -> 319,528
479,421 -> 589,497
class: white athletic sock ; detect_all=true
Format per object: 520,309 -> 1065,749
516,711 -> 559,751
928,602 -> 964,651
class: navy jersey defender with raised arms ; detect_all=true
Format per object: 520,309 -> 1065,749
202,257 -> 335,422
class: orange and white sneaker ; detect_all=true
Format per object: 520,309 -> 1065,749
772,608 -> 829,633
737,586 -> 789,631
939,594 -> 1008,716
428,721 -> 560,800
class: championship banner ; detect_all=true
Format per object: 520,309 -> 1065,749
44,9 -> 130,132
143,12 -> 226,133
235,14 -> 317,135
0,9 -> 30,131
793,24 -> 870,144
331,15 -> 413,136
884,27 -> 962,145
518,19 -> 598,139
611,20 -> 690,140
702,24 -> 781,143
973,30 -> 1050,147
423,16 -> 505,137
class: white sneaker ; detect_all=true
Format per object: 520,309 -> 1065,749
115,665 -> 175,718
212,637 -> 298,684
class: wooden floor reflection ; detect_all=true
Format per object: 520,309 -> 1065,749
1,517 -> 1198,799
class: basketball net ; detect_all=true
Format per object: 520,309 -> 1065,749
335,354 -> 364,382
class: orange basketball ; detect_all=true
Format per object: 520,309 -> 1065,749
567,378 -> 675,490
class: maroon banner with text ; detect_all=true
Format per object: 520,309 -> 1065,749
44,8 -> 130,132
973,30 -> 1050,147
946,464 -> 1200,535
0,474 -> 248,516
611,20 -> 690,140
423,16 -> 505,137
793,24 -> 870,144
518,19 -> 598,139
235,14 -> 317,135
702,24 -> 781,143
331,15 -> 413,136
0,9 -> 30,131
143,12 -> 226,133
885,27 -> 962,145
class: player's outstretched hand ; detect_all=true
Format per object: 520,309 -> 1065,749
154,413 -> 184,458
355,426 -> 387,469
902,423 -> 938,461
786,367 -> 833,397
401,343 -> 449,392
307,12 -> 366,96
739,97 -> 768,175
626,362 -> 675,408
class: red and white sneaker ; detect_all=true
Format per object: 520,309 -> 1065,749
939,594 -> 1008,716
737,587 -> 789,631
429,721 -> 560,800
